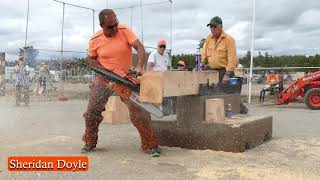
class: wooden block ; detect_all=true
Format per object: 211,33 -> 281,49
163,71 -> 184,97
206,98 -> 225,123
182,71 -> 198,95
140,71 -> 219,103
139,72 -> 164,104
103,96 -> 130,125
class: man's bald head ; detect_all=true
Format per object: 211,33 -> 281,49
99,9 -> 119,37
99,9 -> 116,25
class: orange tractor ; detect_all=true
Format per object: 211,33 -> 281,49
260,70 -> 320,110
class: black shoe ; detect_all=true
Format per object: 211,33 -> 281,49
81,144 -> 96,153
147,146 -> 161,157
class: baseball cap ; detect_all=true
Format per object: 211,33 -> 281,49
207,16 -> 223,26
158,39 -> 166,46
177,60 -> 185,66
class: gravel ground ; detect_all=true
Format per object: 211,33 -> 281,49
0,96 -> 319,180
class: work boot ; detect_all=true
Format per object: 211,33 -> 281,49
81,144 -> 96,153
146,146 -> 161,157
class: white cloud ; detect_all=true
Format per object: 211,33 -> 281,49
296,9 -> 320,30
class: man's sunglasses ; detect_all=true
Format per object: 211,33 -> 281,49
159,45 -> 166,49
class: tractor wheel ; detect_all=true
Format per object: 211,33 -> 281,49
305,88 -> 320,110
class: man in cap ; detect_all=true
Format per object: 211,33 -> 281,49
82,9 -> 161,157
146,40 -> 173,115
201,16 -> 239,83
176,60 -> 186,71
146,39 -> 171,71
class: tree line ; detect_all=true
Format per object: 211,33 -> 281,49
6,44 -> 320,71
171,51 -> 320,69
7,52 -> 319,71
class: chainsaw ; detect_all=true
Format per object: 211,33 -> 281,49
88,65 -> 164,118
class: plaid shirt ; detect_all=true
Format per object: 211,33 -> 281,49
15,64 -> 29,87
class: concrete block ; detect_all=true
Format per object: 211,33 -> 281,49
153,116 -> 272,152
152,95 -> 272,153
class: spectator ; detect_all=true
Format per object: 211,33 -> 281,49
201,16 -> 239,83
147,40 -> 173,116
283,71 -> 289,84
37,63 -> 54,94
14,56 -> 30,106
176,60 -> 186,71
266,70 -> 280,85
146,39 -> 170,71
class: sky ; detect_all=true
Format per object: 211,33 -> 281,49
1,0 -> 320,61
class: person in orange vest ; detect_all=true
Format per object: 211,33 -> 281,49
264,70 -> 283,94
266,70 -> 280,85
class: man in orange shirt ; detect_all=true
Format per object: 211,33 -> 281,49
82,9 -> 161,157
266,70 -> 280,85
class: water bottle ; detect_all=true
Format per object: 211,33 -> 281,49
226,104 -> 233,118
195,51 -> 202,71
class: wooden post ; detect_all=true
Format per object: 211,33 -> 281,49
206,98 -> 225,123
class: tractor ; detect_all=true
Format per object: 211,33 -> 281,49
260,70 -> 320,110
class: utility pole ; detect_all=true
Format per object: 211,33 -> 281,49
169,0 -> 173,66
24,0 -> 31,64
248,0 -> 256,104
24,0 -> 30,47
140,0 -> 144,44
60,2 -> 65,93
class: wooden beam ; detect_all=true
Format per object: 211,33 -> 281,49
139,71 -> 219,103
